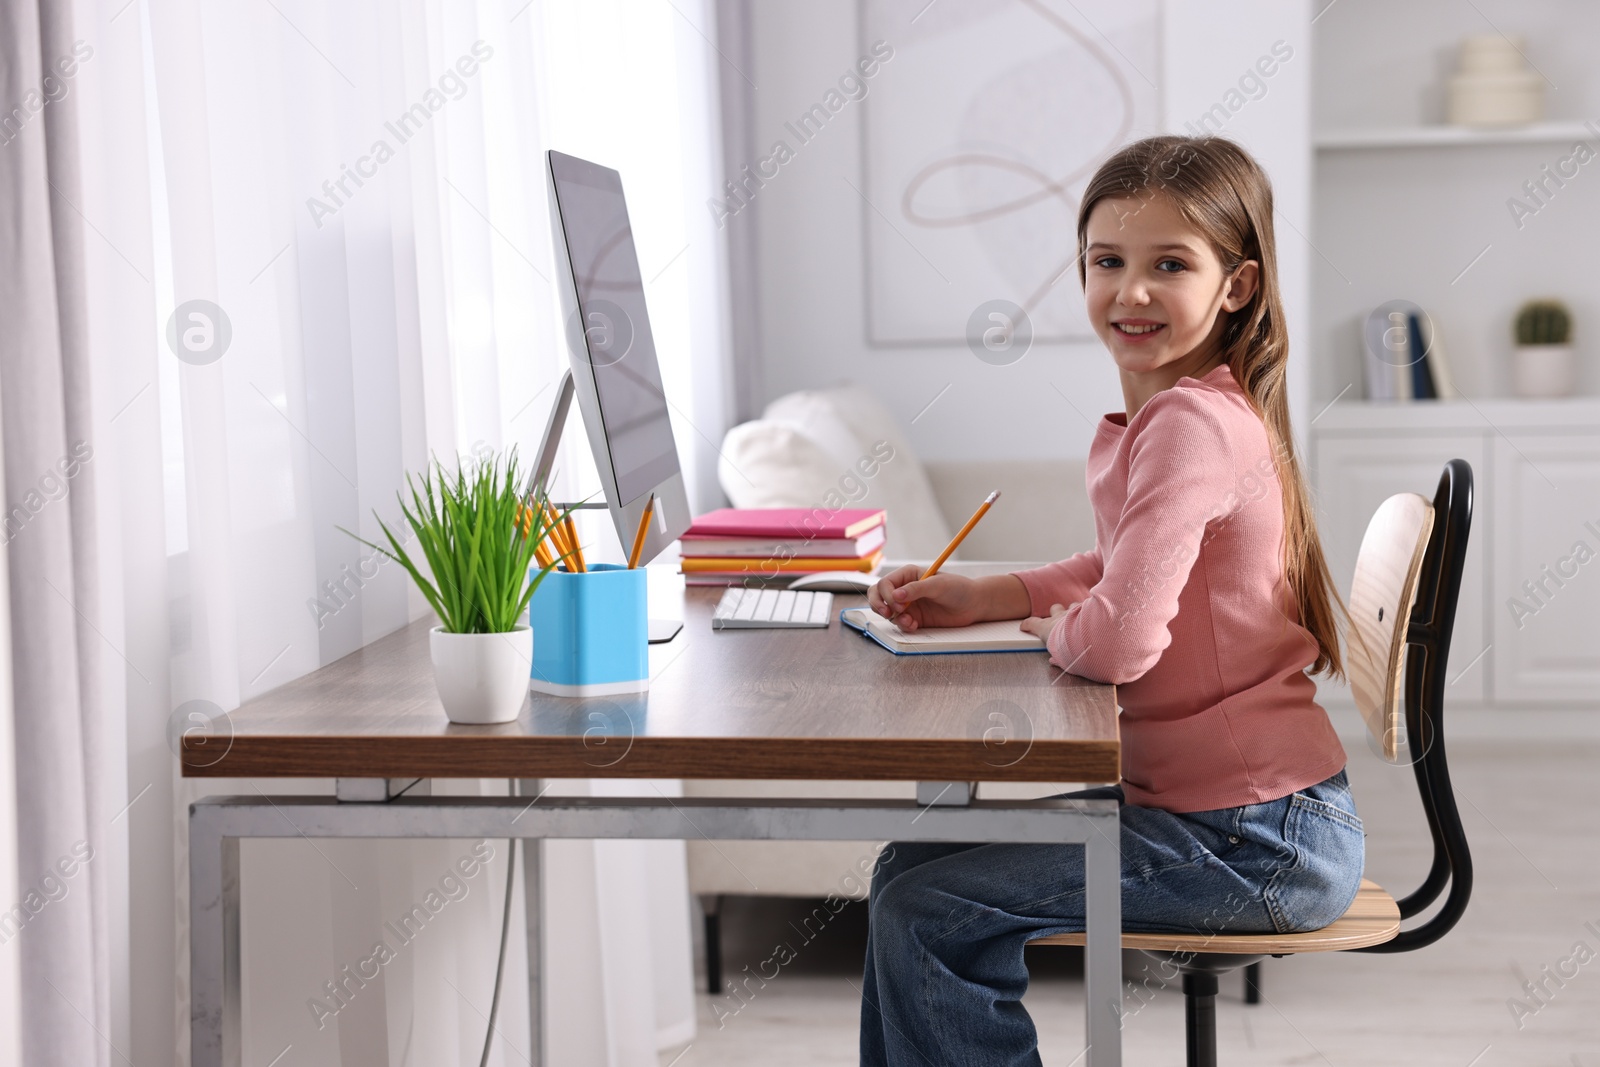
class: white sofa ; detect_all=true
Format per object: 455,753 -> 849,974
685,384 -> 1097,990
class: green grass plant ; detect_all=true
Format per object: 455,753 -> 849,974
340,447 -> 571,634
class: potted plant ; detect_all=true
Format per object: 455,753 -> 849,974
1513,299 -> 1576,398
341,448 -> 569,724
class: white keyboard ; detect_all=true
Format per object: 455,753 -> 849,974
711,587 -> 834,629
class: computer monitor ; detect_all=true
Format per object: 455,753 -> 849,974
535,149 -> 692,567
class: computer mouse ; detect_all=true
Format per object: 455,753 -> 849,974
787,571 -> 880,594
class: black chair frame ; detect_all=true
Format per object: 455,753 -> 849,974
1164,459 -> 1476,1066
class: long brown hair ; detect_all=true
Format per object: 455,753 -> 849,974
1075,135 -> 1348,680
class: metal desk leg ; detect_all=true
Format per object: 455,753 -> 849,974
517,780 -> 544,1067
189,806 -> 241,1067
184,792 -> 1122,1065
1083,812 -> 1123,1067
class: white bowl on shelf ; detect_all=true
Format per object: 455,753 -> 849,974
1448,35 -> 1543,128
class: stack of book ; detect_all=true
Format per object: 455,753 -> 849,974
679,507 -> 886,586
1361,300 -> 1457,401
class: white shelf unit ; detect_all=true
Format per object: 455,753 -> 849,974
1309,0 -> 1600,408
1308,2 -> 1599,716
1311,396 -> 1600,432
1315,120 -> 1598,150
1310,403 -> 1600,709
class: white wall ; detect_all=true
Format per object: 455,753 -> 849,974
1166,1 -> 1314,439
742,0 -> 1313,464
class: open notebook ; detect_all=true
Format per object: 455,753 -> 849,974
840,607 -> 1048,655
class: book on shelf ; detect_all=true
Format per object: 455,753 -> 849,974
1361,325 -> 1395,401
1407,312 -> 1438,400
1361,300 -> 1457,402
1421,315 -> 1457,399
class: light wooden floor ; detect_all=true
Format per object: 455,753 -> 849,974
660,739 -> 1600,1066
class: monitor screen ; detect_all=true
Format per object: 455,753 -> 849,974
548,153 -> 680,505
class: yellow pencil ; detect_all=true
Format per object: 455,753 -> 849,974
562,511 -> 586,572
544,503 -> 585,572
518,500 -> 551,567
922,490 -> 1000,579
542,503 -> 572,568
627,494 -> 655,569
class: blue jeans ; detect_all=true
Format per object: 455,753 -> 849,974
859,769 -> 1364,1066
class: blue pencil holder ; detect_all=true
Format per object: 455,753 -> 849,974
527,563 -> 649,696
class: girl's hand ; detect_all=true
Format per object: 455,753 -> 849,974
1019,603 -> 1069,641
868,564 -> 985,630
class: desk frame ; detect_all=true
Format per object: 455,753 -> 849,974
190,787 -> 1123,1066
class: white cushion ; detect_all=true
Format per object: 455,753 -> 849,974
717,384 -> 954,558
756,389 -> 867,479
718,421 -> 844,510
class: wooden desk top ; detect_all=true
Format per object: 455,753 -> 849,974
183,582 -> 1119,782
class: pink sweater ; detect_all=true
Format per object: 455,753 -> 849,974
1012,363 -> 1345,813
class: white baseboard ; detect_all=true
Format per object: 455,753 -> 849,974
658,1017 -> 697,1050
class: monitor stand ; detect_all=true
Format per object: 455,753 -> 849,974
526,370 -> 684,644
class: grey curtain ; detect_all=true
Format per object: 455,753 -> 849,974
0,0 -> 112,1064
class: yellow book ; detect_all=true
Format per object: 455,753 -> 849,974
680,550 -> 883,574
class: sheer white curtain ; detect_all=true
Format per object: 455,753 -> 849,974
63,0 -> 731,1063
0,400 -> 21,1067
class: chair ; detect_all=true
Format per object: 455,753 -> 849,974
1028,459 -> 1476,1067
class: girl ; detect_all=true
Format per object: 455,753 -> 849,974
859,136 -> 1362,1066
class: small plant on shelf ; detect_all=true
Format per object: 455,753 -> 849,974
1514,300 -> 1570,347
1511,299 -> 1576,398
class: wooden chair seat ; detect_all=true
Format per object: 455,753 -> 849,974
1027,878 -> 1399,955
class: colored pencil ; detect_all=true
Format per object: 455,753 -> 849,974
922,490 -> 1000,579
540,503 -> 570,566
563,511 -> 585,572
544,503 -> 584,572
627,494 -> 655,569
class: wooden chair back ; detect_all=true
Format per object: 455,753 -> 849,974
1345,493 -> 1435,762
1353,459 -> 1476,952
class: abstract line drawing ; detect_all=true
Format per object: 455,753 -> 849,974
859,0 -> 1163,346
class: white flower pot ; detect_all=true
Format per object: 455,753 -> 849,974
1512,344 -> 1576,398
429,625 -> 531,724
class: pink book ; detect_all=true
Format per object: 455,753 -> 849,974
680,524 -> 886,559
684,507 -> 886,541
